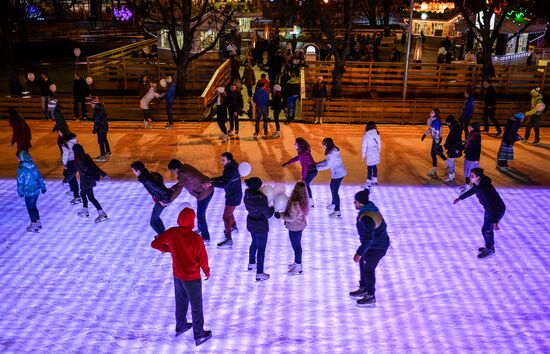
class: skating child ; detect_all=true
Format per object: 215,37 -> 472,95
462,122 -> 482,189
443,115 -> 463,183
244,177 -> 274,281
275,181 -> 309,275
283,137 -> 317,207
316,138 -> 347,217
16,151 -> 46,232
421,108 -> 447,177
497,113 -> 524,170
361,121 -> 381,188
66,144 -> 109,223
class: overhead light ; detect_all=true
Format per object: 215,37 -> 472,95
421,13 -> 428,20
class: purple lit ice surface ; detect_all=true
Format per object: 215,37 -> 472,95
0,179 -> 549,352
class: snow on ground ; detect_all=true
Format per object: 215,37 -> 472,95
0,179 -> 549,353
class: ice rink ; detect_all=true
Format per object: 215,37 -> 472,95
1,179 -> 549,353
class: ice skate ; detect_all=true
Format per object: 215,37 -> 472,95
371,177 -> 378,185
349,287 -> 368,300
70,197 -> 82,205
356,294 -> 376,307
231,224 -> 238,233
427,168 -> 437,177
95,210 -> 108,223
329,210 -> 341,218
175,323 -> 192,337
220,133 -> 228,142
309,198 -> 314,208
95,155 -> 107,162
272,131 -> 280,138
36,220 -> 42,229
228,130 -> 234,136
195,330 -> 212,346
248,263 -> 257,271
326,204 -> 335,210
26,223 -> 39,233
77,208 -> 89,217
363,180 -> 372,189
253,133 -> 259,139
256,273 -> 270,281
288,263 -> 296,270
477,247 -> 495,259
443,173 -> 455,183
217,238 -> 233,248
106,152 -> 111,156
288,263 -> 302,275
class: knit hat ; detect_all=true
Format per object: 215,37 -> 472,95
354,189 -> 370,205
216,87 -> 225,93
273,84 -> 282,92
514,112 -> 525,120
245,177 -> 262,191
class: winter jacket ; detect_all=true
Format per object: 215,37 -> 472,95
285,78 -> 300,97
140,87 -> 162,109
464,131 -> 481,161
93,105 -> 109,134
17,152 -> 46,198
484,85 -> 497,107
271,91 -> 283,111
525,89 -> 544,117
502,118 -> 522,146
62,134 -> 77,166
244,189 -> 274,234
137,80 -> 150,99
282,201 -> 308,232
253,86 -> 269,108
425,117 -> 443,144
138,169 -> 172,204
11,120 -> 32,151
243,67 -> 256,87
316,148 -> 347,179
311,82 -> 328,99
170,164 -> 214,202
459,175 -> 506,223
284,151 -> 317,181
444,122 -> 463,158
151,208 -> 210,281
37,78 -> 53,96
355,202 -> 390,256
51,108 -> 67,132
164,83 -> 176,104
257,78 -> 270,93
361,130 -> 381,166
73,77 -> 90,99
461,96 -> 474,121
66,154 -> 107,191
226,90 -> 244,112
211,160 -> 242,206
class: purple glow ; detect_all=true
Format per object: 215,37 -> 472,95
114,6 -> 133,22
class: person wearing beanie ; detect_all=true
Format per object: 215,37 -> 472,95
443,115 -> 463,183
461,122 -> 482,190
16,151 -> 47,232
421,108 -> 447,177
454,167 -> 505,259
350,189 -> 390,307
271,84 -> 283,138
523,88 -> 544,144
244,177 -> 274,281
91,98 -> 111,162
151,207 -> 212,346
496,113 -> 524,170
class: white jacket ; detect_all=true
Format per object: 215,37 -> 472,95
140,87 -> 162,109
62,137 -> 77,166
316,148 -> 347,179
361,130 -> 381,166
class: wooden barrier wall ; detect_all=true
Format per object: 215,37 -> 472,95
200,60 -> 231,117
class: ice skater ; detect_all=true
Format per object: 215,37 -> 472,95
215,87 -> 228,141
271,84 -> 283,137
443,115 -> 463,183
168,159 -> 214,243
61,128 -> 81,205
140,83 -> 164,129
350,189 -> 390,307
203,152 -> 242,248
50,100 -> 68,160
131,161 -> 172,236
66,144 -> 109,223
482,80 -> 502,136
361,121 -> 381,187
253,82 -> 269,139
462,122 -> 482,189
244,177 -> 274,281
150,207 -> 212,346
421,108 -> 447,177
16,151 -> 46,232
8,107 -> 32,152
496,113 -> 524,170
275,181 -> 309,275
283,137 -> 318,207
91,98 -> 111,162
316,138 -> 346,217
454,168 -> 506,259
523,87 -> 544,144
226,83 -> 244,137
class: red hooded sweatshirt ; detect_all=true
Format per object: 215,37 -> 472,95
151,208 -> 210,281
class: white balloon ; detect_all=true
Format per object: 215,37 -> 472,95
260,185 -> 275,204
73,47 -> 81,57
159,78 -> 167,88
27,73 -> 35,82
49,83 -> 57,93
179,202 -> 193,211
273,184 -> 286,196
238,162 -> 251,177
85,76 -> 93,85
273,193 -> 289,212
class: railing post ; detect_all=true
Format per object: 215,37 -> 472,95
123,58 -> 128,92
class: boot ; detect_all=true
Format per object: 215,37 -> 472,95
372,177 -> 378,185
329,210 -> 341,218
36,219 -> 42,229
443,173 -> 455,183
255,273 -> 270,281
288,263 -> 303,275
314,118 -> 319,124
77,208 -> 89,217
309,198 -> 314,208
70,197 -> 82,205
319,117 -> 323,124
247,263 -> 257,271
217,237 -> 233,248
349,287 -> 368,300
356,294 -> 376,307
427,167 -> 437,177
95,210 -> 108,223
26,222 -> 39,233
364,180 -> 372,189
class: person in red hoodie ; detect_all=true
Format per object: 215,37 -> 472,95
151,207 -> 212,346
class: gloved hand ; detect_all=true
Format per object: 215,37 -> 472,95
421,133 -> 426,141
41,189 -> 47,194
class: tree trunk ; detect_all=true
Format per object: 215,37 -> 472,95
331,59 -> 346,98
482,39 -> 495,80
14,0 -> 28,44
176,56 -> 189,97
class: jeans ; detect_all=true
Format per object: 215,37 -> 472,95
330,177 -> 344,211
228,109 -> 239,132
174,277 -> 205,339
166,102 -> 174,125
64,161 -> 80,198
97,131 -> 111,156
150,202 -> 166,235
255,107 -> 269,134
217,105 -> 227,134
525,113 -> 542,141
25,194 -> 40,222
447,158 -> 455,175
273,108 -> 281,131
304,169 -> 317,198
223,205 -> 237,237
367,165 -> 378,180
359,247 -> 388,295
461,117 -> 471,141
249,232 -> 268,273
313,98 -> 325,118
482,106 -> 501,133
197,193 -> 213,240
287,95 -> 298,120
81,188 -> 102,211
431,141 -> 447,167
73,97 -> 87,118
289,230 -> 303,264
482,209 -> 505,249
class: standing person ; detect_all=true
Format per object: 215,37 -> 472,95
140,83 -> 164,129
50,100 -> 68,160
361,121 -> 382,188
482,80 -> 502,136
168,159 -> 214,243
253,82 -> 270,139
462,122 -> 482,189
311,76 -> 328,124
8,107 -> 32,152
282,137 -> 318,207
242,63 -> 256,113
230,55 -> 241,82
137,74 -> 150,99
285,72 -> 300,123
150,207 -> 212,346
257,73 -> 270,93
271,84 -> 283,138
73,72 -> 90,120
461,88 -> 475,140
16,151 -> 46,232
215,87 -> 228,141
164,74 -> 176,128
350,189 -> 390,307
523,87 -> 544,144
454,167 -> 506,259
61,129 -> 81,205
91,98 -> 111,162
421,108 -> 447,177
131,161 -> 172,236
316,138 -> 346,217
244,177 -> 274,281
203,152 -> 242,248
496,113 -> 524,170
37,73 -> 53,119
275,181 -> 309,276
443,115 -> 463,183
226,83 -> 243,137
67,144 -> 109,223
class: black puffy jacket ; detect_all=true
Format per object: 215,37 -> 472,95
211,160 -> 242,206
138,170 -> 172,204
244,189 -> 274,234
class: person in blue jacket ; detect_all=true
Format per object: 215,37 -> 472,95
253,82 -> 270,138
203,152 -> 242,248
349,189 -> 390,307
461,88 -> 475,140
16,151 -> 47,232
164,74 -> 176,128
